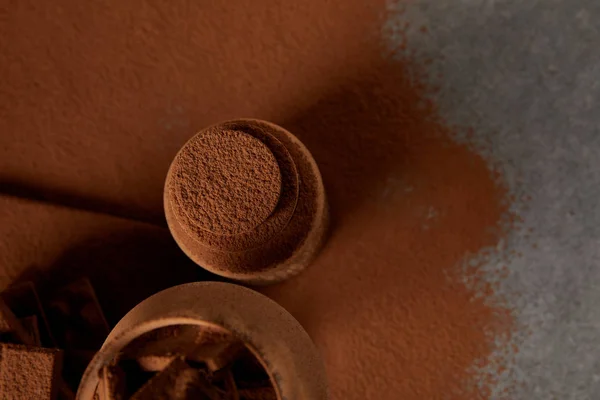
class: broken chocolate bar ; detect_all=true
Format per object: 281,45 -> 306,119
130,357 -> 221,400
99,363 -> 127,400
45,277 -> 109,350
1,281 -> 55,346
19,315 -> 42,346
0,298 -> 32,344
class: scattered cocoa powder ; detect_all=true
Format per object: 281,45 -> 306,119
165,119 -> 328,283
262,31 -> 517,400
0,343 -> 64,399
0,298 -> 31,344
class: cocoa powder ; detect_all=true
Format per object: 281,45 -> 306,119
1,0 -> 517,397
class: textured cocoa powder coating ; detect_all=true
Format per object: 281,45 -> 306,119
171,129 -> 282,236
0,343 -> 64,400
165,119 -> 327,281
167,121 -> 299,252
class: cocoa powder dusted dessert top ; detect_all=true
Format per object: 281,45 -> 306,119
170,129 -> 282,236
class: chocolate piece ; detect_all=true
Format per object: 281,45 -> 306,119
165,119 -> 328,284
1,282 -> 55,346
0,343 -> 63,400
0,297 -> 72,398
116,359 -> 155,397
230,348 -> 271,389
136,354 -> 177,372
45,278 -> 110,390
19,315 -> 42,346
0,298 -> 31,344
123,325 -> 242,373
45,277 -> 109,350
122,325 -> 203,361
99,363 -> 126,400
62,348 -> 98,391
130,358 -> 220,400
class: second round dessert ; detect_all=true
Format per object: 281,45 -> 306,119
164,119 -> 328,284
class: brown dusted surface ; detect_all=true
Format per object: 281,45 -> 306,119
0,195 -> 217,327
1,0 -> 516,398
0,343 -> 63,400
170,129 -> 282,236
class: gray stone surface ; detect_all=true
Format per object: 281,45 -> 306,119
384,1 -> 600,398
